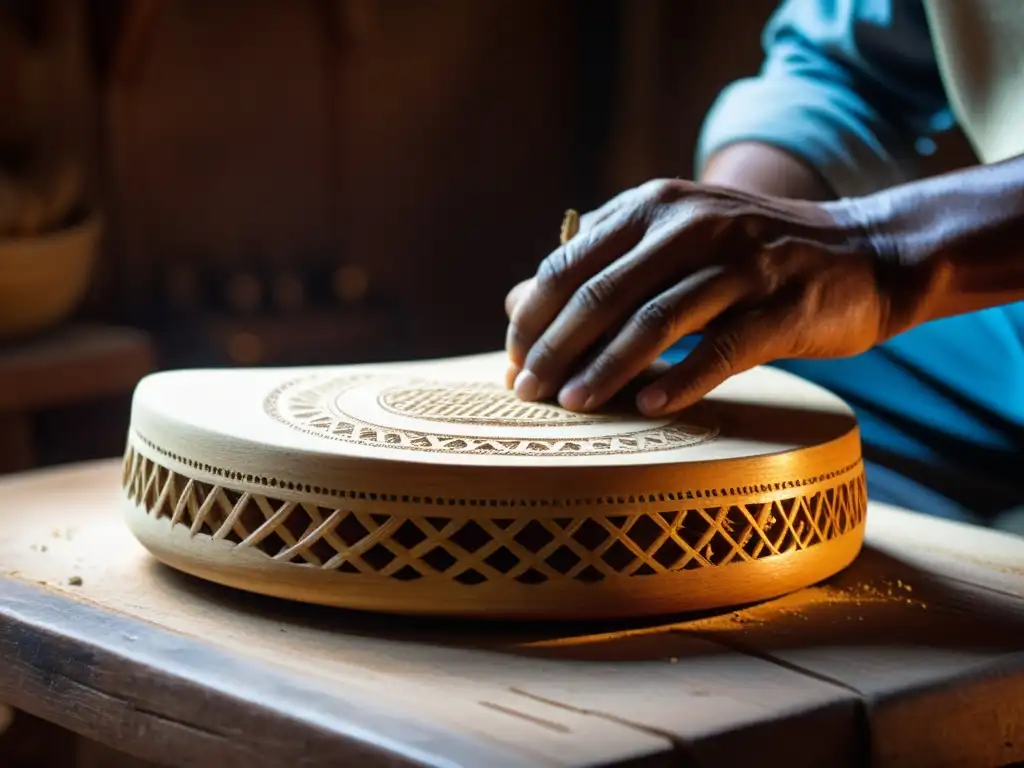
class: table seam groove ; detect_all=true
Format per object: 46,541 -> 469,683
666,630 -> 874,765
0,581 -> 535,768
505,686 -> 688,753
672,628 -> 865,698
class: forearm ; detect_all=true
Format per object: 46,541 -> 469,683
704,144 -> 1024,326
839,153 -> 1024,321
700,141 -> 836,200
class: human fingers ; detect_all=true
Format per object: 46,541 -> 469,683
503,197 -> 635,376
500,203 -> 615,323
555,266 -> 751,412
513,222 -> 705,402
504,279 -> 535,319
635,301 -> 795,416
577,184 -> 649,232
513,185 -> 753,404
505,181 -> 683,371
504,208 -> 603,330
506,210 -> 646,375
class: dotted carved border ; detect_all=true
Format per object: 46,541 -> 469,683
131,430 -> 864,511
122,446 -> 868,585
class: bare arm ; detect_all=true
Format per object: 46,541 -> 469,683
700,140 -> 834,200
845,153 -> 1024,322
702,140 -> 1024,324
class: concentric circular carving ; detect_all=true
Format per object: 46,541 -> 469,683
264,373 -> 719,457
377,382 -> 603,426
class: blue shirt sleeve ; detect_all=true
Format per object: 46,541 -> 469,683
696,0 -> 956,197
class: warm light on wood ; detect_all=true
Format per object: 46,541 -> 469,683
120,351 -> 867,619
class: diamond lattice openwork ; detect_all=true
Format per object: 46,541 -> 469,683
122,447 -> 866,586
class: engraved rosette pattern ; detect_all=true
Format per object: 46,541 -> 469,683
263,374 -> 720,457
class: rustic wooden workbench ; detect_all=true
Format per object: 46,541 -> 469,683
0,460 -> 1022,767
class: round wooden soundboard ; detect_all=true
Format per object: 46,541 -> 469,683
120,351 -> 867,620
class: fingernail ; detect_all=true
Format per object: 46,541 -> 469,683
514,369 -> 542,401
638,388 -> 667,415
558,381 -> 590,411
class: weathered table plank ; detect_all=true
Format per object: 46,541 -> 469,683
0,461 -> 1021,766
0,575 -> 557,768
674,505 -> 1024,767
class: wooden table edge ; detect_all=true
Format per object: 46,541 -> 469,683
6,462 -> 1024,767
0,575 -> 566,768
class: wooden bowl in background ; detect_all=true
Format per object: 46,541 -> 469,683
0,212 -> 101,342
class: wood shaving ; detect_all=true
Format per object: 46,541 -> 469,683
559,209 -> 579,245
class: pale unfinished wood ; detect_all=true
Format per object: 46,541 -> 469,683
2,461 -> 1023,764
120,351 -> 868,619
0,459 -> 870,767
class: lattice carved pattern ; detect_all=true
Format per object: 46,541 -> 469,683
122,447 -> 866,586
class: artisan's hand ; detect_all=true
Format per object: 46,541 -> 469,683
504,178 -> 927,416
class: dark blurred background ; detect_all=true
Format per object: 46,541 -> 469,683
86,0 -> 980,363
78,0 -> 778,367
0,2 -> 982,763
0,0 -> 975,477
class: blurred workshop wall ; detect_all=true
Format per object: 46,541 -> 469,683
89,0 -> 596,368
80,0 -> 975,370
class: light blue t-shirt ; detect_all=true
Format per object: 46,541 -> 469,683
666,0 -> 1024,524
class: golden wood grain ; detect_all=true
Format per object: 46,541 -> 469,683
119,352 -> 868,619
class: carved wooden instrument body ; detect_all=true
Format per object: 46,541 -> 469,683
121,351 -> 866,619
